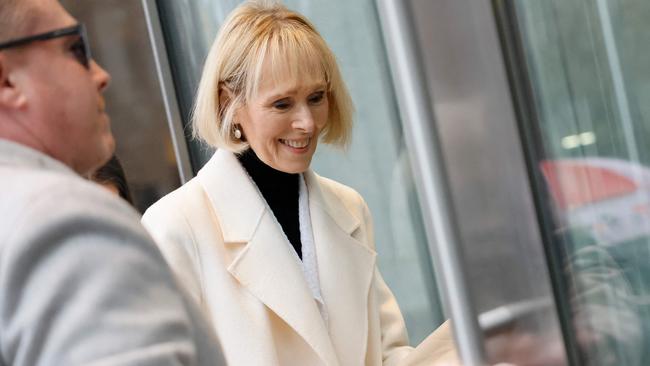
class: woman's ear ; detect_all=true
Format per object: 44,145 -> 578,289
220,84 -> 246,125
219,84 -> 235,109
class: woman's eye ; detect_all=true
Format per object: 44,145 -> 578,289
272,99 -> 291,110
308,91 -> 325,104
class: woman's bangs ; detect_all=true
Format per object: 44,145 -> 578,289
265,29 -> 329,90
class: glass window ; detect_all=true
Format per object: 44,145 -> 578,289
156,0 -> 445,343
63,0 -> 182,212
510,0 -> 650,364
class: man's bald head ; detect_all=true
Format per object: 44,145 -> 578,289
0,0 -> 114,175
0,0 -> 36,41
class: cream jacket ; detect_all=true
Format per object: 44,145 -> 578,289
142,149 -> 458,366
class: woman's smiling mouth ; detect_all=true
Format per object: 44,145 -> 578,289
279,138 -> 310,149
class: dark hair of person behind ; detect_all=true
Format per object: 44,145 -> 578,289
91,155 -> 134,204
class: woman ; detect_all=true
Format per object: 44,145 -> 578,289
142,1 -> 457,365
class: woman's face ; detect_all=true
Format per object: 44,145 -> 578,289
236,66 -> 329,174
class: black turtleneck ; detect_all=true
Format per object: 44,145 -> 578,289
238,149 -> 302,259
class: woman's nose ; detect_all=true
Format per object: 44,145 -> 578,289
292,106 -> 316,133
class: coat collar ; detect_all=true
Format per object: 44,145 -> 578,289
303,169 -> 360,235
197,149 -> 376,365
196,149 -> 364,245
304,169 -> 378,366
0,139 -> 75,176
197,149 -> 265,244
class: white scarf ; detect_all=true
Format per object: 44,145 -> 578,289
298,173 -> 328,325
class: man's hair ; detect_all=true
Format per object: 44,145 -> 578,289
0,0 -> 31,42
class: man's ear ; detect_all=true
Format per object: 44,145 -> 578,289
0,54 -> 26,109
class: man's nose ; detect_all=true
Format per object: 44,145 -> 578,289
90,60 -> 111,92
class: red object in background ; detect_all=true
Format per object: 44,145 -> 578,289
541,160 -> 638,211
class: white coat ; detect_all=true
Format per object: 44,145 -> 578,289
142,149 -> 458,366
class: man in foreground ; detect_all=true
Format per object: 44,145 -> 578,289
0,0 -> 225,365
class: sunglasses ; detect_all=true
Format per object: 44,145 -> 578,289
0,24 -> 91,69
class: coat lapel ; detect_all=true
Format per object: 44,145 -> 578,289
197,150 -> 338,365
305,171 -> 377,366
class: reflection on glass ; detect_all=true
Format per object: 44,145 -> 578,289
158,0 -> 445,343
515,0 -> 650,363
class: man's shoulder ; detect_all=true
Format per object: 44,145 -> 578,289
5,163 -> 136,212
0,164 -> 146,251
0,166 -> 226,366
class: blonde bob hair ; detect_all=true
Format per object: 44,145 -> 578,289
192,0 -> 354,152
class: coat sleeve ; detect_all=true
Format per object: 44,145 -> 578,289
0,184 -> 224,366
357,195 -> 460,366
